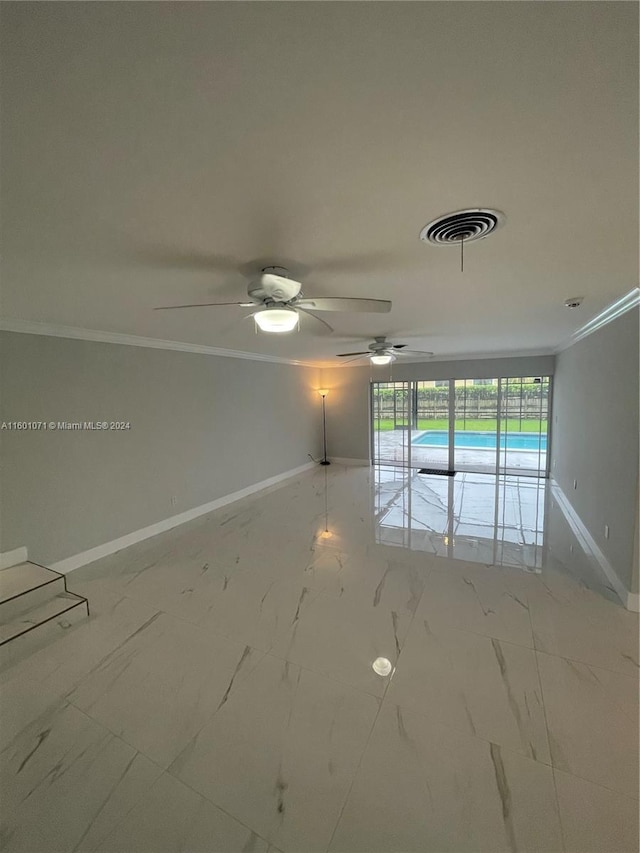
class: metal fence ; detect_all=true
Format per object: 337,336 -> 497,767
372,379 -> 550,427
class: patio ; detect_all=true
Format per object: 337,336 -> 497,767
372,428 -> 547,474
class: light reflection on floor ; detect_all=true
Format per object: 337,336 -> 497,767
373,466 -> 546,570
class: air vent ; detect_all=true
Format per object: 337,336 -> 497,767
420,209 -> 505,245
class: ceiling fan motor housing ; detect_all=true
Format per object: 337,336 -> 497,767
370,337 -> 392,354
248,267 -> 302,302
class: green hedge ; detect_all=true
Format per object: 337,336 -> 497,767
373,383 -> 546,400
374,418 -> 548,432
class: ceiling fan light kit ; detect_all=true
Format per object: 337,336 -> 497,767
337,336 -> 434,364
253,306 -> 299,333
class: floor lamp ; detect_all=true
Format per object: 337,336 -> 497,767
318,389 -> 330,465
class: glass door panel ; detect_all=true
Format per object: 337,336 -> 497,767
453,379 -> 499,473
371,376 -> 552,478
409,381 -> 450,470
371,381 -> 410,467
498,377 -> 550,476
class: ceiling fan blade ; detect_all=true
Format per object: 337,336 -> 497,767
396,349 -> 434,357
391,343 -> 407,349
336,351 -> 372,357
296,297 -> 392,313
340,354 -> 370,364
296,307 -> 334,333
154,301 -> 253,311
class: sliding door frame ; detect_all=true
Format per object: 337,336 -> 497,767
370,375 -> 552,477
495,377 -> 503,475
447,382 -> 455,472
370,380 -> 412,468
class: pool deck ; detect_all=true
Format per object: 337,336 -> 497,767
373,429 -> 547,473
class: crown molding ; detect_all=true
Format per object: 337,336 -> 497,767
10,305 -> 633,368
0,318 -> 316,367
557,287 -> 640,352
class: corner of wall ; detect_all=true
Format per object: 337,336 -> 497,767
631,481 -> 639,597
551,304 -> 639,602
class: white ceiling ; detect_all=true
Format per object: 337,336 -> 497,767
1,2 -> 637,366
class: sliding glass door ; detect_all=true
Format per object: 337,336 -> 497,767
498,377 -> 550,475
454,379 -> 499,473
371,381 -> 410,466
371,375 -> 551,477
410,381 -> 451,471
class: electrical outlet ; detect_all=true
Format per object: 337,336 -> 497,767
170,496 -> 177,506
604,524 -> 610,539
569,543 -> 573,554
573,479 -> 577,490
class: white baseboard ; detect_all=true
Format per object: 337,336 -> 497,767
550,481 -> 638,612
51,461 -> 316,574
329,457 -> 370,466
626,591 -> 640,612
0,547 -> 28,570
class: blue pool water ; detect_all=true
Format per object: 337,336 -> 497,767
412,430 -> 547,451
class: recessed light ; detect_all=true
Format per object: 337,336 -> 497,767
372,657 -> 393,677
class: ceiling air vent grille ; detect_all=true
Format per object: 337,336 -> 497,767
420,209 -> 505,245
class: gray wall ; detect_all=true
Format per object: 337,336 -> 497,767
320,355 -> 556,461
0,332 -> 321,563
551,308 -> 639,593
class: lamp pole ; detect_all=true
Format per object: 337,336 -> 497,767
318,390 -> 330,465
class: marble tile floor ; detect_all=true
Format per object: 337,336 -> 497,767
0,465 -> 637,852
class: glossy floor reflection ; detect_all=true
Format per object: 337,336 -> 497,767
0,465 -> 637,852
374,467 -> 546,569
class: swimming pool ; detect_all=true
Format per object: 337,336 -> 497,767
412,430 -> 547,451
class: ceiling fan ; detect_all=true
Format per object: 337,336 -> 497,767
154,266 -> 391,333
337,336 -> 434,365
